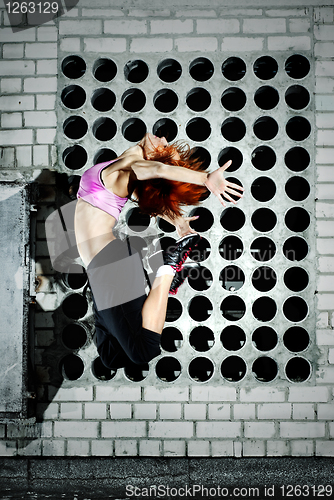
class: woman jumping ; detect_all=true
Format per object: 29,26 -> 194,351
74,133 -> 244,370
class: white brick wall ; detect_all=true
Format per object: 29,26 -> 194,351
1,0 -> 334,458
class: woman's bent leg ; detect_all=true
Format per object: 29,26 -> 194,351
141,274 -> 174,334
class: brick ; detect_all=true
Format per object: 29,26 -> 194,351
267,440 -> 290,457
220,8 -> 263,15
67,440 -> 90,456
144,386 -> 188,402
0,28 -> 35,42
188,440 -> 210,457
257,403 -> 291,419
316,96 -> 334,112
24,77 -> 57,93
240,388 -> 285,402
17,440 -> 42,456
317,312 -> 330,328
314,7 -> 334,23
102,422 -> 146,438
316,366 -> 334,383
59,20 -> 102,35
314,25 -> 334,41
280,422 -> 325,438
91,440 -> 113,456
197,19 -> 239,34
36,128 -> 56,144
316,441 -> 334,456
133,404 -> 156,420
184,404 -> 206,420
292,403 -> 315,420
221,37 -> 264,51
163,440 -> 186,456
316,75 -> 334,93
130,38 -> 173,53
318,276 -> 334,292
208,404 -> 230,420
316,62 -> 334,78
211,440 -> 234,457
32,145 -> 48,167
245,422 -> 275,438
317,294 -> 334,310
37,60 -> 58,75
1,113 -> 22,128
36,403 -> 58,420
177,9 -> 217,17
0,146 -> 15,168
0,60 -> 35,76
25,43 -> 57,59
109,403 -> 131,419
329,348 -> 334,363
60,403 -> 82,419
291,440 -> 314,456
192,386 -> 236,402
54,422 -> 98,438
268,36 -> 311,51
82,8 -> 124,17
244,18 -> 285,33
243,440 -> 266,457
175,37 -> 218,52
151,19 -> 193,34
104,20 -> 147,35
60,38 -> 81,52
267,8 -> 308,16
62,8 -> 78,17
149,422 -> 193,439
50,386 -> 93,402
115,440 -> 137,456
234,441 -> 242,457
233,404 -> 256,420
37,26 -> 58,41
1,78 -> 21,93
316,148 -> 334,164
0,442 -> 17,457
318,224 -> 334,238
315,42 -> 334,58
84,403 -> 107,420
289,19 -> 311,33
289,386 -> 328,402
316,330 -> 334,345
42,440 -> 65,456
24,111 -> 57,127
96,387 -> 141,402
317,132 -> 334,147
83,38 -> 126,54
159,403 -> 182,419
139,440 -> 162,456
0,129 -> 33,146
3,43 -> 24,58
0,95 -> 34,111
37,95 -> 56,110
129,9 -> 170,17
317,115 -> 334,131
196,422 -> 241,438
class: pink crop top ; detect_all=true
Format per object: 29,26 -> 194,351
77,160 -> 128,220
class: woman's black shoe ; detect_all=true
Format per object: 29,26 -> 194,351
150,234 -> 201,272
169,262 -> 200,295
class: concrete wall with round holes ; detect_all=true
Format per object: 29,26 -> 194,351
0,0 -> 333,458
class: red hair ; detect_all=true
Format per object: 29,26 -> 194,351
134,141 -> 208,220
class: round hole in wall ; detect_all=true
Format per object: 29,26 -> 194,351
283,326 -> 310,352
220,207 -> 246,232
251,176 -> 276,202
285,357 -> 311,383
124,362 -> 149,382
285,147 -> 310,172
251,208 -> 277,233
222,57 -> 246,81
153,118 -> 178,141
189,326 -> 215,352
285,207 -> 310,232
61,85 -> 86,109
92,357 -> 116,381
122,118 -> 147,142
63,145 -> 88,170
62,55 -> 86,79
186,87 -> 211,112
62,293 -> 88,320
253,56 -> 278,80
252,326 -> 278,352
284,267 -> 309,292
188,237 -> 211,262
159,236 -> 176,253
283,296 -> 308,322
60,354 -> 84,380
285,85 -> 310,110
221,117 -> 246,142
161,327 -> 183,352
189,146 -> 211,170
154,88 -> 178,113
220,265 -> 245,291
285,176 -> 310,202
189,207 -> 214,232
92,117 -> 117,141
157,216 -> 175,233
188,266 -> 213,292
124,59 -> 148,83
186,117 -> 211,142
62,323 -> 87,350
225,176 -> 244,202
126,207 -> 150,232
252,356 -> 278,382
254,86 -> 279,110
220,296 -> 246,321
283,236 -> 309,261
157,58 -> 182,82
221,325 -> 246,351
93,58 -> 117,82
93,148 -> 117,164
252,266 -> 277,292
253,116 -> 278,141
156,356 -> 181,382
189,296 -> 213,322
189,57 -> 214,81
219,235 -> 244,261
91,88 -> 116,112
166,297 -> 183,322
121,88 -> 146,112
218,147 -> 243,172
221,356 -> 247,382
250,237 -> 276,262
221,87 -> 246,112
286,117 -> 311,142
252,296 -> 277,322
251,146 -> 276,171
63,116 -> 88,140
189,357 -> 214,382
285,54 -> 310,79
62,266 -> 87,290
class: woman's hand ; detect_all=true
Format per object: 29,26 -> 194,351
174,216 -> 199,239
205,160 -> 244,207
